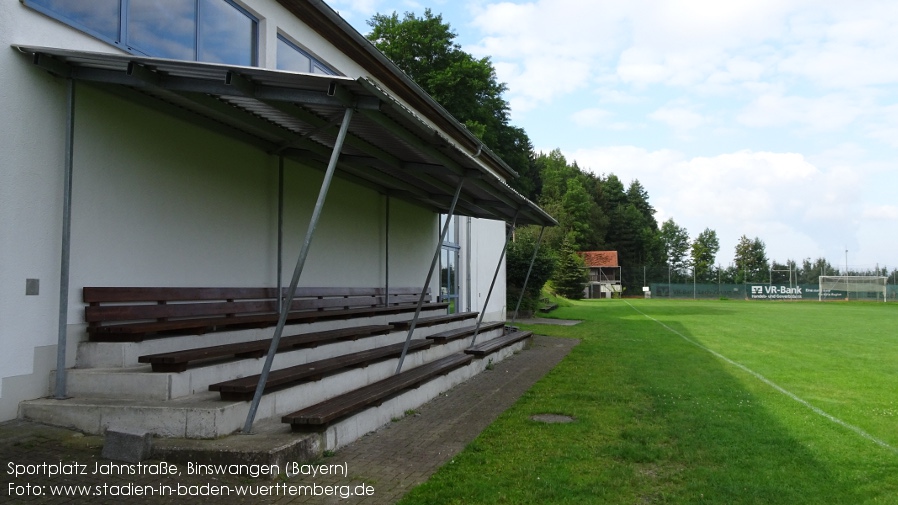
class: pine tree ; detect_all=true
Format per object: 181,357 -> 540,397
553,236 -> 588,299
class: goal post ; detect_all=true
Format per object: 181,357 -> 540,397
818,276 -> 888,302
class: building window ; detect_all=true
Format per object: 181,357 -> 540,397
25,0 -> 257,66
277,34 -> 334,75
440,215 -> 460,314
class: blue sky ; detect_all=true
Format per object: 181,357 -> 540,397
329,0 -> 898,271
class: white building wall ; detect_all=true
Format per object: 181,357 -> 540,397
0,0 -> 504,421
0,3 -> 133,420
463,219 -> 508,322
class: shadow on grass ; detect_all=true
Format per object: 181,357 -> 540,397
398,301 -> 879,504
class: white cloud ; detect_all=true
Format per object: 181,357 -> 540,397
570,108 -> 612,128
649,103 -> 708,133
865,104 -> 898,147
862,205 -> 898,221
737,92 -> 869,131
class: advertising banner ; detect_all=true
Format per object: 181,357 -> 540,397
650,283 -> 852,300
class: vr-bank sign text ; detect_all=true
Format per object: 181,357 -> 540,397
750,285 -> 803,300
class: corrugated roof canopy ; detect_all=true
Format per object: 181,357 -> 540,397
15,45 -> 556,227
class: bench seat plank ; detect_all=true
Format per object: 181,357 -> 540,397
138,325 -> 395,373
88,302 -> 449,342
388,311 -> 478,331
283,353 -> 473,428
83,286 -> 445,342
464,330 -> 533,356
210,339 -> 433,400
426,321 -> 506,344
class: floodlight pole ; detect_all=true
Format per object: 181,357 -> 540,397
242,107 -> 354,434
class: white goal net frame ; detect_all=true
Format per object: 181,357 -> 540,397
818,276 -> 888,302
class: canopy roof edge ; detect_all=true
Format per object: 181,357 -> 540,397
13,45 -> 557,227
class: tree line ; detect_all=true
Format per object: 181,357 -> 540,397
366,10 -> 896,306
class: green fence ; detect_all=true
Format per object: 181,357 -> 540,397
611,266 -> 897,301
645,283 -> 898,301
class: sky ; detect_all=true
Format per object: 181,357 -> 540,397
328,0 -> 898,271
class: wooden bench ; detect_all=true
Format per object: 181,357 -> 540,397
388,311 -> 478,331
209,339 -> 433,401
138,324 -> 394,373
283,352 -> 474,429
83,287 -> 447,341
539,296 -> 558,313
425,321 -> 506,344
464,330 -> 533,357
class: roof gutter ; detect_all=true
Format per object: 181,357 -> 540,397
282,0 -> 519,180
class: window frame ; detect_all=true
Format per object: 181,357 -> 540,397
23,0 -> 258,66
276,33 -> 335,75
439,215 -> 461,313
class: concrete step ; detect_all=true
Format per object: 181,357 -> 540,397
24,326 -> 509,438
312,336 -> 530,452
60,320 -> 494,400
153,335 -> 532,472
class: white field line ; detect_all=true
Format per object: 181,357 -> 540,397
625,301 -> 898,455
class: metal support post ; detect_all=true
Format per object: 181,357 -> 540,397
395,179 -> 465,374
470,212 -> 519,346
385,195 -> 390,307
510,226 -> 546,326
242,107 -> 354,434
55,78 -> 76,400
465,217 -> 472,312
277,155 -> 284,313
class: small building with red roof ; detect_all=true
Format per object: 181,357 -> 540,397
578,251 -> 622,298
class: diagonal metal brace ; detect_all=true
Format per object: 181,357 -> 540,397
242,107 -> 355,434
395,179 -> 465,374
510,226 -> 546,327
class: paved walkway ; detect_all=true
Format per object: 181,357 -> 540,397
1,335 -> 577,504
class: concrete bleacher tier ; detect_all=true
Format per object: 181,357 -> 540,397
20,287 -> 532,454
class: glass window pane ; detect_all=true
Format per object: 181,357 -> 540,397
445,215 -> 457,244
28,0 -> 121,42
277,36 -> 311,72
127,0 -> 196,60
199,0 -> 255,66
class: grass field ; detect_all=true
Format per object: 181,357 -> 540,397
397,299 -> 898,504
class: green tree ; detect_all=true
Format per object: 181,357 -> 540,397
770,260 -> 796,285
535,149 -> 576,204
626,179 -> 655,226
506,230 -> 556,315
734,235 -> 768,283
560,178 -> 595,250
799,257 -> 837,284
593,174 -> 627,219
366,10 -> 535,189
691,228 -> 720,283
552,237 -> 588,299
660,218 -> 690,278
